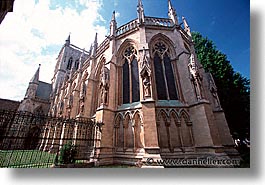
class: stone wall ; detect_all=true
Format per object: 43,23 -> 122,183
0,98 -> 20,111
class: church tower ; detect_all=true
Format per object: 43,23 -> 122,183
18,65 -> 52,115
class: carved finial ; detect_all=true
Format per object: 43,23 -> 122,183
111,11 -> 116,22
92,33 -> 98,57
182,16 -> 191,36
65,33 -> 71,46
110,11 -> 117,36
137,0 -> 145,24
168,0 -> 178,25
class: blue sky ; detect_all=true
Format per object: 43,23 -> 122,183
42,0 -> 251,79
99,0 -> 250,78
0,0 -> 250,100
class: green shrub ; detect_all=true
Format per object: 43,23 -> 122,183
58,143 -> 77,164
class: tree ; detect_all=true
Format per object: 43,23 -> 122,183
192,32 -> 250,140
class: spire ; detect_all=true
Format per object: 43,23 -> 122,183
137,0 -> 145,24
30,64 -> 40,84
94,32 -> 98,45
92,33 -> 98,57
182,16 -> 191,36
110,11 -> 117,36
168,0 -> 178,25
65,33 -> 71,46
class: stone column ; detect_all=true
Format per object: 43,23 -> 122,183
95,109 -> 115,165
141,100 -> 162,162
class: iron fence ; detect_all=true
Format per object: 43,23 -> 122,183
0,110 -> 103,168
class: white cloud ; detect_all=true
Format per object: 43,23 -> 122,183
0,0 -> 108,101
114,0 -> 119,7
115,11 -> 120,18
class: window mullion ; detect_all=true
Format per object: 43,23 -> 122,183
161,55 -> 170,100
129,60 -> 132,103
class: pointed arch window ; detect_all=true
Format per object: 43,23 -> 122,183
67,57 -> 73,70
74,59 -> 79,70
152,41 -> 178,100
122,46 -> 140,104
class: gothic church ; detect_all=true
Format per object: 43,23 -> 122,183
18,0 -> 238,166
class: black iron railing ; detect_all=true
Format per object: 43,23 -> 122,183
0,110 -> 103,168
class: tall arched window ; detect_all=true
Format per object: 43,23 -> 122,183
122,46 -> 140,104
74,60 -> 79,70
67,57 -> 73,70
152,41 -> 178,100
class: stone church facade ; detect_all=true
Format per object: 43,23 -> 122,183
18,0 -> 238,166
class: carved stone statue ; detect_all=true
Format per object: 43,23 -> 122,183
79,100 -> 85,115
80,81 -> 86,99
52,105 -> 57,116
68,95 -> 73,107
188,54 -> 203,100
142,74 -> 151,98
140,47 -> 150,69
209,74 -> 221,109
99,67 -> 110,105
140,47 -> 152,99
78,81 -> 87,116
59,101 -> 64,114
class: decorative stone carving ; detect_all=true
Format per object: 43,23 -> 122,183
137,0 -> 145,24
52,105 -> 57,116
80,81 -> 86,99
208,73 -> 221,109
99,67 -> 110,106
188,54 -> 203,100
78,81 -> 86,116
140,47 -> 152,99
79,101 -> 85,115
67,95 -> 73,108
153,41 -> 168,58
140,47 -> 150,69
124,46 -> 137,62
142,74 -> 151,98
59,101 -> 64,115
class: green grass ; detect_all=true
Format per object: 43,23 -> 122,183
0,150 -> 57,168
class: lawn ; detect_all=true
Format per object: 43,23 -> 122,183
0,150 -> 57,168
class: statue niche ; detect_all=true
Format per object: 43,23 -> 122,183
99,67 -> 110,106
208,73 -> 221,109
140,47 -> 152,99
